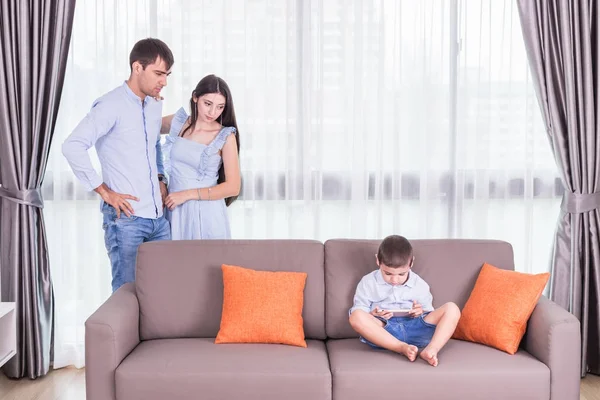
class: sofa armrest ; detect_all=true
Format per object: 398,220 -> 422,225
523,295 -> 581,400
85,283 -> 140,400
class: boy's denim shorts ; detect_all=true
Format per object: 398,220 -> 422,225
360,313 -> 436,349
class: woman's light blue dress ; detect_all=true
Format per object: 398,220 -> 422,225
163,107 -> 235,240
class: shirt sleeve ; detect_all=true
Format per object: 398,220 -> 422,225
62,99 -> 116,191
349,277 -> 372,316
156,134 -> 165,177
417,282 -> 434,312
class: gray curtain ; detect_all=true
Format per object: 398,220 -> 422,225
0,0 -> 76,378
517,0 -> 600,377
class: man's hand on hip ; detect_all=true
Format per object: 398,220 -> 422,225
95,183 -> 138,218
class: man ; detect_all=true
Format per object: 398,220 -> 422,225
62,38 -> 174,292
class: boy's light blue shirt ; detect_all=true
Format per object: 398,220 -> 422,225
349,269 -> 434,315
62,82 -> 165,219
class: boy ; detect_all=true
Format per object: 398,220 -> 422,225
349,235 -> 460,366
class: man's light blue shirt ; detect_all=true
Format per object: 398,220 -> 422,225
62,82 -> 165,219
349,269 -> 434,315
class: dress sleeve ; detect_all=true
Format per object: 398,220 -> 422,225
212,126 -> 237,151
162,107 -> 189,179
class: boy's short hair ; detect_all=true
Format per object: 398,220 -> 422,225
129,38 -> 174,71
377,235 -> 413,268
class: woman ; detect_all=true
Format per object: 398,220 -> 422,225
161,74 -> 241,239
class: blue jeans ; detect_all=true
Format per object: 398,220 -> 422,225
101,203 -> 171,292
361,313 -> 437,349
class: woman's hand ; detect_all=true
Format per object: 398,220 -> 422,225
164,190 -> 195,210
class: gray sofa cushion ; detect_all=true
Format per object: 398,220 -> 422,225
136,240 -> 326,340
115,338 -> 332,400
326,339 -> 549,400
324,239 -> 515,339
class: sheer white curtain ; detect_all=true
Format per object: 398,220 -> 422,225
43,0 -> 559,369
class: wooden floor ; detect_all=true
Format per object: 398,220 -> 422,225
0,368 -> 85,400
0,367 -> 599,399
581,374 -> 600,400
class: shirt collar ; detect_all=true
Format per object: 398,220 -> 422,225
374,269 -> 416,288
122,81 -> 149,105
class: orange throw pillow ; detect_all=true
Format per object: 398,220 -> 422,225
452,263 -> 550,354
215,264 -> 308,347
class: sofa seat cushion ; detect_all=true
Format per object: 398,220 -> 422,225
115,338 -> 331,400
326,338 -> 549,400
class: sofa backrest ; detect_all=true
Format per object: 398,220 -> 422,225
324,239 -> 515,339
135,240 -> 326,341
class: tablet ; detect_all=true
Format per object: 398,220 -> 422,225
386,309 -> 412,317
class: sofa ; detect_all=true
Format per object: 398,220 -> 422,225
85,239 -> 581,400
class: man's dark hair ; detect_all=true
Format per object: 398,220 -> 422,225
377,235 -> 413,268
129,38 -> 174,71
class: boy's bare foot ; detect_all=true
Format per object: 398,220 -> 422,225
398,343 -> 418,362
420,346 -> 439,366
